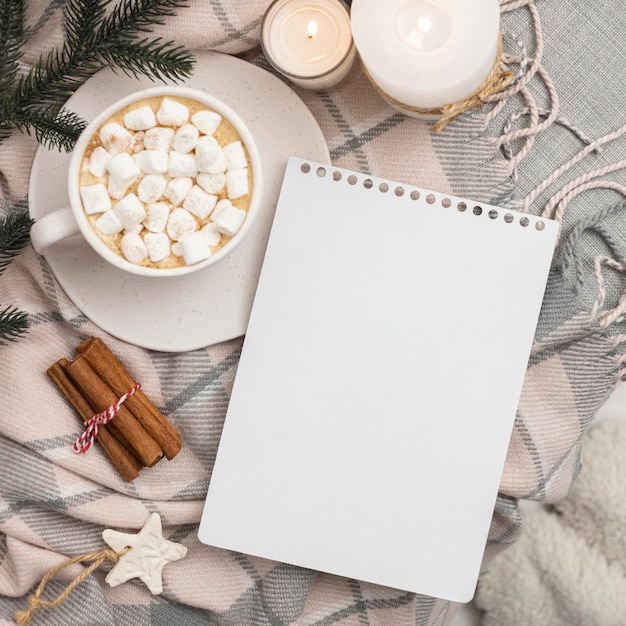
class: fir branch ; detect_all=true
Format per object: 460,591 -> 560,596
64,0 -> 108,50
0,212 -> 33,346
0,122 -> 13,145
0,0 -> 26,99
0,0 -> 197,347
0,305 -> 29,345
11,106 -> 87,152
4,0 -> 195,152
16,40 -> 101,110
98,0 -> 190,38
0,211 -> 34,275
16,0 -> 194,108
97,38 -> 195,82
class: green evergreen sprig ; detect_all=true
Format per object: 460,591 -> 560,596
0,0 -> 27,144
0,0 -> 195,347
0,305 -> 29,345
2,0 -> 195,152
0,212 -> 34,344
10,105 -> 87,152
0,212 -> 33,274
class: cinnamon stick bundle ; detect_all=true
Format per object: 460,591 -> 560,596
76,338 -> 181,459
65,355 -> 163,467
48,337 -> 182,480
47,361 -> 142,482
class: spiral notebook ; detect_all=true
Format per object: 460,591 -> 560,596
198,157 -> 558,603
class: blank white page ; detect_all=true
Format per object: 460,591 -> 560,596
198,157 -> 558,602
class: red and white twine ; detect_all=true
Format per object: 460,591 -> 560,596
73,383 -> 141,454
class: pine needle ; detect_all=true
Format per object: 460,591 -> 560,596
98,0 -> 190,37
97,38 -> 195,82
0,212 -> 34,274
11,106 -> 87,152
0,0 -> 26,101
0,305 -> 29,345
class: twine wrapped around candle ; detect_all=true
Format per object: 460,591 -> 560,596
362,32 -> 513,132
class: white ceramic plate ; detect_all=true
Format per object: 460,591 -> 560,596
29,51 -> 329,352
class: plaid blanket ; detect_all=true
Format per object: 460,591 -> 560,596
2,1 -> 626,624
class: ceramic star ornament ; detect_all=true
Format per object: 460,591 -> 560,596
102,513 -> 187,594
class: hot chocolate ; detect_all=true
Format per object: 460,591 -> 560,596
78,95 -> 253,269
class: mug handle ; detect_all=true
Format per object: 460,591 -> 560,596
30,207 -> 80,255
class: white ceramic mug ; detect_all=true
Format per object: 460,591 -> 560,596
30,86 -> 263,277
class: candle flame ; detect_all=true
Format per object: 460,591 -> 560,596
305,20 -> 318,39
416,16 -> 432,34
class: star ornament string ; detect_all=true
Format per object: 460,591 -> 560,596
15,513 -> 187,626
73,382 -> 141,453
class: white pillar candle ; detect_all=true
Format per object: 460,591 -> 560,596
261,0 -> 356,91
351,0 -> 501,114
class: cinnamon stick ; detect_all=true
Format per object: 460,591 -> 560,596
76,337 -> 181,460
47,360 -> 142,481
64,355 -> 163,467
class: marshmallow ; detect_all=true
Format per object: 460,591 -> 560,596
197,135 -> 215,144
201,222 -> 222,247
94,209 -> 123,235
99,122 -> 132,155
126,224 -> 144,236
137,174 -> 167,203
80,183 -> 111,215
171,241 -> 183,257
144,127 -> 175,151
121,232 -> 148,264
144,202 -> 170,233
173,124 -> 199,154
178,231 -> 212,266
196,172 -> 225,195
114,193 -> 146,230
164,176 -> 193,206
223,141 -> 247,171
211,199 -> 246,236
123,105 -> 156,131
130,131 -> 145,153
196,139 -> 225,174
156,98 -> 189,127
225,168 -> 249,199
107,177 -> 129,200
167,208 -> 197,241
144,232 -> 171,263
191,110 -> 222,135
107,152 -> 142,188
169,152 -> 198,178
134,149 -> 168,175
88,146 -> 112,178
182,185 -> 217,220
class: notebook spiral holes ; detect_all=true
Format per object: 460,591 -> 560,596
298,162 -> 547,232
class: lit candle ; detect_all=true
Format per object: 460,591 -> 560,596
261,0 -> 356,91
351,0 -> 501,116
